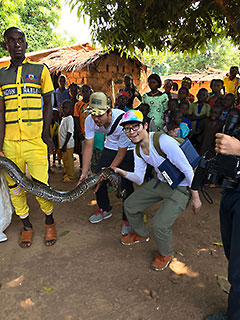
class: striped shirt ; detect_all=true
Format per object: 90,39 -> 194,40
0,58 -> 54,140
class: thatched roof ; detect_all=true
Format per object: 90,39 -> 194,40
39,46 -> 145,73
0,43 -> 94,69
40,47 -> 104,72
165,67 -> 228,82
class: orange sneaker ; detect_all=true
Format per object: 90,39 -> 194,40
121,231 -> 150,246
151,253 -> 172,271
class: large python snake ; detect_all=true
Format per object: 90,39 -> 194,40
0,156 -> 124,202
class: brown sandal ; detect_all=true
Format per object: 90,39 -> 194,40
44,223 -> 57,246
19,229 -> 34,248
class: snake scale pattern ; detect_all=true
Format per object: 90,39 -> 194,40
0,156 -> 124,202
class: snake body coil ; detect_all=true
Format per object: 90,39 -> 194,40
0,156 -> 124,202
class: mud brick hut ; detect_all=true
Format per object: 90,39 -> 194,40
0,43 -> 146,103
38,44 -> 147,102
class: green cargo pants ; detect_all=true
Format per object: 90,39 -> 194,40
124,178 -> 191,256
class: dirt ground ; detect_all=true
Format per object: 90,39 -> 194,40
0,162 -> 229,320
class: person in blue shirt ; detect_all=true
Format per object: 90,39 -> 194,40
55,75 -> 70,111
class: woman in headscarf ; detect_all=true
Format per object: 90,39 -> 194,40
142,74 -> 169,131
117,73 -> 142,108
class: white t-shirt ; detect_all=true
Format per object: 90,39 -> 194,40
84,109 -> 133,151
126,133 -> 194,187
59,115 -> 74,149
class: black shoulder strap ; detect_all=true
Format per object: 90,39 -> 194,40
107,113 -> 124,136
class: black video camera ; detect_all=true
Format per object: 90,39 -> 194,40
192,114 -> 240,190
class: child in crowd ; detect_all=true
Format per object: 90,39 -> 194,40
50,109 -> 61,169
219,93 -> 235,121
194,105 -> 223,158
137,103 -> 156,132
164,98 -> 179,125
208,79 -> 215,96
208,79 -> 224,107
74,85 -> 92,167
68,83 -> 79,163
69,83 -> 79,111
162,110 -> 189,138
188,88 -> 210,133
178,87 -> 189,103
179,101 -> 192,131
74,85 -> 91,138
59,100 -> 75,182
163,79 -> 177,100
172,82 -> 178,93
117,74 -> 142,108
181,77 -> 195,102
115,91 -> 129,112
55,75 -> 70,111
168,98 -> 179,110
171,82 -> 178,99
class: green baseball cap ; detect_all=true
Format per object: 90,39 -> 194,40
85,92 -> 111,116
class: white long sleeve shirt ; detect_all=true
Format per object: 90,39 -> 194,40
125,133 -> 194,187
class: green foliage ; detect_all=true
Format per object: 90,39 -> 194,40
0,0 -> 75,58
20,0 -> 61,51
139,38 -> 240,75
0,0 -> 24,43
68,0 -> 240,53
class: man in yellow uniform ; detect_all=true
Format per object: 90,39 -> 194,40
0,27 -> 56,248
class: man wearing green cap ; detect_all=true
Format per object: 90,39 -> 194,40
78,92 -> 134,235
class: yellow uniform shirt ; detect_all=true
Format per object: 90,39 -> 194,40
223,76 -> 240,95
0,58 -> 54,141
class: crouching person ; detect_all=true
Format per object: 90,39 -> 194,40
114,110 -> 201,271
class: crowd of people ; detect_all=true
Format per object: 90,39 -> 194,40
1,26 -> 240,320
49,66 -> 240,185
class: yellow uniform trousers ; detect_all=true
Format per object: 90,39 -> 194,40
62,147 -> 75,180
3,138 -> 54,218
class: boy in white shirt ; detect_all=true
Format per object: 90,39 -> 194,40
59,100 -> 75,182
114,110 -> 202,271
